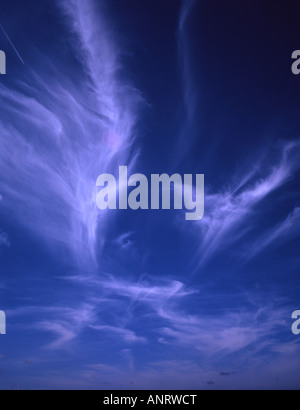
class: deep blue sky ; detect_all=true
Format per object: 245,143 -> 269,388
0,0 -> 300,390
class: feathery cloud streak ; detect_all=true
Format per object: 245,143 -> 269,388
0,0 -> 141,268
195,141 -> 300,264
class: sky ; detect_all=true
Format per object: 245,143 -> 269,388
0,0 -> 300,390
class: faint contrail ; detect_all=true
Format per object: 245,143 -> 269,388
0,24 -> 24,65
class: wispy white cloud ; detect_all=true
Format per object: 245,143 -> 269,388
90,325 -> 146,343
194,140 -> 300,264
5,271 -> 297,383
35,303 -> 97,350
16,275 -> 194,349
0,229 -> 9,247
0,0 -> 142,268
8,303 -> 96,350
102,276 -> 196,303
37,321 -> 77,350
246,207 -> 300,259
157,303 -> 288,358
111,231 -> 135,251
63,274 -> 293,362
